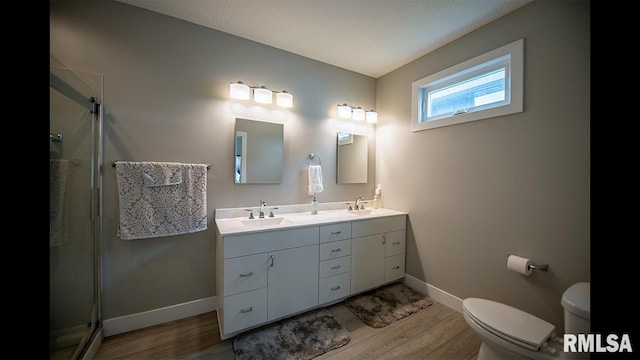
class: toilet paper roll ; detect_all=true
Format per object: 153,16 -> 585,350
507,255 -> 532,276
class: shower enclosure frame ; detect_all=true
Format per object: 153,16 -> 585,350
50,61 -> 104,359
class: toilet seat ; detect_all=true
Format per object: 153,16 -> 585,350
463,298 -> 556,351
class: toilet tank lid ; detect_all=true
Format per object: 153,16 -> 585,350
561,282 -> 590,320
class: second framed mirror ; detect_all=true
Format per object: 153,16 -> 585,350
336,132 -> 367,184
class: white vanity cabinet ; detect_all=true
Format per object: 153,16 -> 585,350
216,226 -> 319,339
350,215 -> 407,294
215,207 -> 407,340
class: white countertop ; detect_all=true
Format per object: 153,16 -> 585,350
215,207 -> 407,236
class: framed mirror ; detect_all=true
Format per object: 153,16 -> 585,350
336,132 -> 367,184
235,118 -> 284,183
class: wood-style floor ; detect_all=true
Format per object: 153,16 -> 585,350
93,301 -> 481,360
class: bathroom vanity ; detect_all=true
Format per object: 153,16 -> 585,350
214,203 -> 407,340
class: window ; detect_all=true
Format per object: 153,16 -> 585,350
412,39 -> 523,132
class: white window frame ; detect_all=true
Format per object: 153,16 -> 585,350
411,38 -> 523,132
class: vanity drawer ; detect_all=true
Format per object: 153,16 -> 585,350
319,272 -> 351,304
384,254 -> 405,283
385,230 -> 406,257
319,256 -> 351,278
223,253 -> 268,296
319,223 -> 351,243
224,226 -> 319,258
352,215 -> 406,238
223,288 -> 268,334
319,239 -> 351,261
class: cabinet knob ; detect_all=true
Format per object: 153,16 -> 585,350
240,306 -> 253,313
331,231 -> 342,235
393,241 -> 400,246
331,286 -> 341,291
330,265 -> 341,270
239,272 -> 253,278
331,248 -> 341,253
392,266 -> 400,270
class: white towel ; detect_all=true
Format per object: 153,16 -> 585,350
308,164 -> 323,195
50,159 -> 70,247
142,163 -> 182,187
115,161 -> 208,240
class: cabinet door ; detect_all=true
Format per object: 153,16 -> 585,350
319,256 -> 351,278
223,288 -> 268,334
385,253 -> 405,282
319,272 -> 351,304
319,239 -> 351,261
385,230 -> 406,257
319,223 -> 351,243
223,253 -> 268,296
267,245 -> 319,320
351,234 -> 385,294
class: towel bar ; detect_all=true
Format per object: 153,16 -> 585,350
308,153 -> 321,166
112,161 -> 211,169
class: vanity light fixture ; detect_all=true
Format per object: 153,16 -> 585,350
337,103 -> 377,123
229,80 -> 293,108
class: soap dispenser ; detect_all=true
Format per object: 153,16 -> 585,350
374,184 -> 382,209
311,196 -> 318,215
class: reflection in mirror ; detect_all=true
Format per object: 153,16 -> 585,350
235,118 -> 284,183
337,132 -> 368,184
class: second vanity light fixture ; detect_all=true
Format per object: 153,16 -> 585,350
229,81 -> 293,108
337,103 -> 377,123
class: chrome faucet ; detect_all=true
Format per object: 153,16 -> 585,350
259,201 -> 267,218
354,196 -> 364,210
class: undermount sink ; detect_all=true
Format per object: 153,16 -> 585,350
241,217 -> 292,227
350,209 -> 373,216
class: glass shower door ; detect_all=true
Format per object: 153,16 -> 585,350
49,58 -> 102,360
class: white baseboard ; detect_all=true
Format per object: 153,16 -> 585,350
403,274 -> 464,313
103,296 -> 217,336
102,278 -> 460,337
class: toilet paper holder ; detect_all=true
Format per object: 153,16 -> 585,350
528,262 -> 549,272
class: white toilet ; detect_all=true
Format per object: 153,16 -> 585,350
463,282 -> 590,360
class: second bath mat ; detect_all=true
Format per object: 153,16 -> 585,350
344,282 -> 434,328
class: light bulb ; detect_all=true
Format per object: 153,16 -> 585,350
366,110 -> 378,123
352,107 -> 365,121
276,91 -> 293,107
337,104 -> 352,118
229,81 -> 250,100
253,86 -> 273,104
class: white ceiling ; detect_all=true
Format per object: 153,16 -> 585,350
117,0 -> 533,78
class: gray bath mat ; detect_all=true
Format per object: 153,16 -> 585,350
232,308 -> 350,360
344,282 -> 434,328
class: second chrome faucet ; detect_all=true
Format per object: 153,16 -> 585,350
259,201 -> 267,218
350,196 -> 366,211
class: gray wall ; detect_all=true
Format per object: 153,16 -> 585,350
51,0 -> 590,334
50,0 -> 376,320
376,0 -> 589,333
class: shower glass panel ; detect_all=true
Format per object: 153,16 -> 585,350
50,57 -> 102,359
